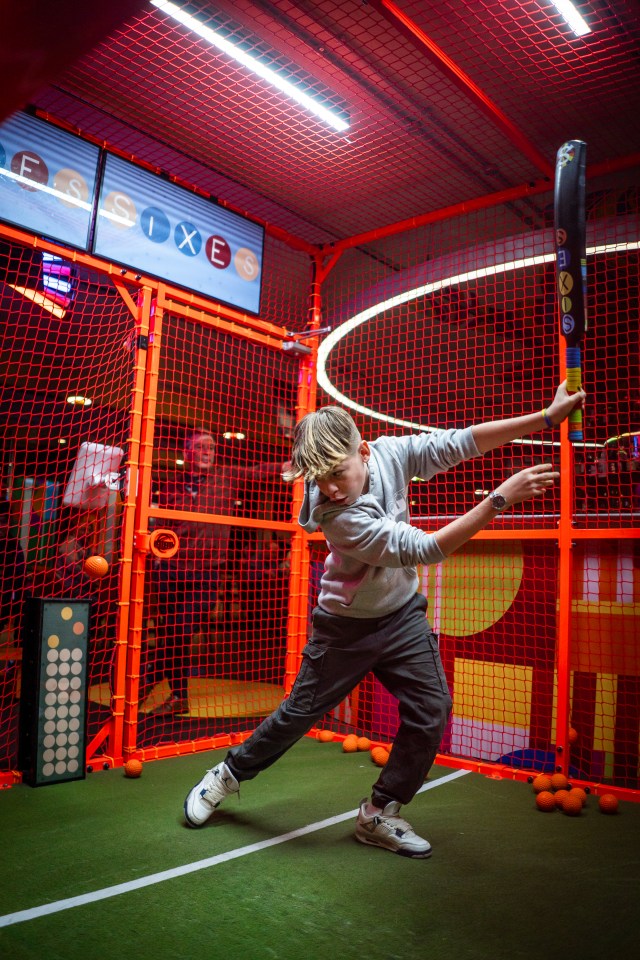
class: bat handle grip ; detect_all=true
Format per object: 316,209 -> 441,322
566,345 -> 583,442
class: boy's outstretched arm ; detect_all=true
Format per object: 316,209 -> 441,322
434,462 -> 558,559
471,380 -> 586,454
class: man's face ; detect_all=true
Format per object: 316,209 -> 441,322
315,441 -> 370,505
188,434 -> 216,473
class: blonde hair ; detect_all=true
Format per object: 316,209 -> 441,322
283,406 -> 361,481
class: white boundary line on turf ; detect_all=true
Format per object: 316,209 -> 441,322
0,768 -> 470,928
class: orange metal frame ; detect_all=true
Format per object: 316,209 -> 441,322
1,100 -> 639,799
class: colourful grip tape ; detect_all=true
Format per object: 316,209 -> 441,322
566,346 -> 583,442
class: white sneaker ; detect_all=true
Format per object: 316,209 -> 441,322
355,800 -> 432,858
184,762 -> 239,828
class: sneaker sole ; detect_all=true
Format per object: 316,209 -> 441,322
355,832 -> 432,859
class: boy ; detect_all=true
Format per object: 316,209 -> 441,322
183,382 -> 585,858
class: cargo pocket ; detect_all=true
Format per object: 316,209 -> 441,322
288,642 -> 326,712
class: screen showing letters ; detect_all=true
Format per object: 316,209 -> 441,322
94,154 -> 264,314
0,111 -> 100,250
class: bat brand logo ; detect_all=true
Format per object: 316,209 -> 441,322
558,271 -> 574,295
557,143 -> 576,168
556,228 -> 567,246
562,314 -> 575,335
557,248 -> 571,270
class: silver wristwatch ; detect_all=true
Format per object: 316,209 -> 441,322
489,491 -> 508,511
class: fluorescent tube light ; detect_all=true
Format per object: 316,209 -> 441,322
551,1 -> 592,37
150,0 -> 349,131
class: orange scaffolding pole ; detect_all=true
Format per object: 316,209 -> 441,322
324,152 -> 640,257
122,295 -> 164,761
284,253 -> 326,693
555,412 -> 574,778
90,284 -> 154,768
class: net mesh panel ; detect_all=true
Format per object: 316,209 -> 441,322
571,540 -> 640,789
322,203 -> 564,530
395,0 -> 640,170
37,0 -> 640,247
0,239 -> 134,772
137,246 -> 300,750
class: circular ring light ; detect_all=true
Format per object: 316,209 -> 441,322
318,220 -> 639,450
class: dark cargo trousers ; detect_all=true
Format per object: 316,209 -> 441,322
226,592 -> 452,808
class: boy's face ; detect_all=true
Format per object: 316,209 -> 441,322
315,441 -> 370,505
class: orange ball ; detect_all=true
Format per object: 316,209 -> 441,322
550,773 -> 569,791
84,555 -> 109,579
357,736 -> 371,751
568,727 -> 579,744
532,774 -> 553,793
561,792 -> 583,816
342,734 -> 359,753
535,790 -> 556,812
569,787 -> 587,806
317,729 -> 334,742
123,759 -> 143,778
599,793 -> 619,814
370,746 -> 390,767
554,789 -> 570,809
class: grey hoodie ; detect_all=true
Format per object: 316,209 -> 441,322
299,426 -> 480,619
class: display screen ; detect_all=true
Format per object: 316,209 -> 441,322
0,111 -> 100,250
94,153 -> 264,314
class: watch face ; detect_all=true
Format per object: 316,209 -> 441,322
490,492 -> 507,510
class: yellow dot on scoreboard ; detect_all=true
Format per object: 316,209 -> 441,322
73,621 -> 85,636
61,607 -> 73,621
47,635 -> 60,648
423,541 -> 524,636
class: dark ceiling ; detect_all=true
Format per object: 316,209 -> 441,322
14,0 -> 640,248
1,1 -> 639,463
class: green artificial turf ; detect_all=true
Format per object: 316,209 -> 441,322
1,739 -> 639,960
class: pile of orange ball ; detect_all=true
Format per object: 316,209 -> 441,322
315,730 -> 393,767
532,772 -> 619,815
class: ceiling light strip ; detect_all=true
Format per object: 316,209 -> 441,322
149,1 -> 349,131
551,1 -> 592,38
